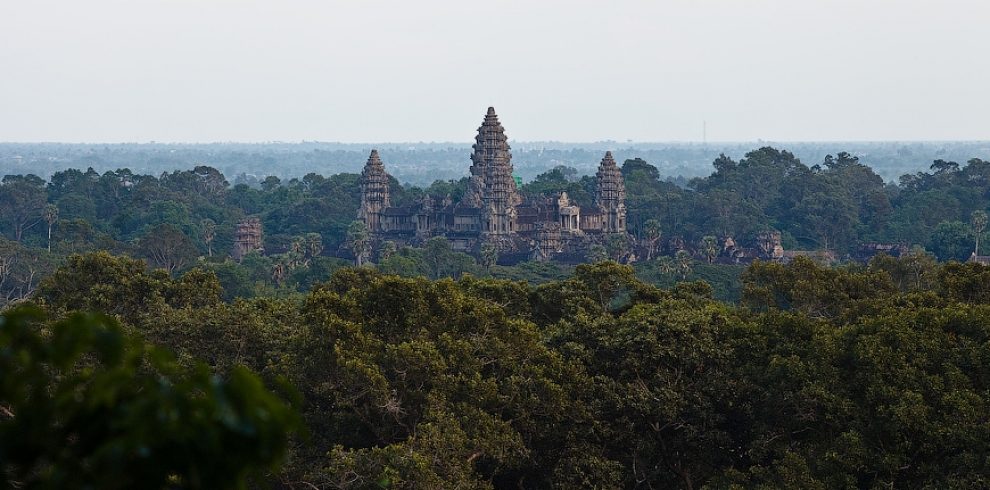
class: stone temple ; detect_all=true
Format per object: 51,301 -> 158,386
358,107 -> 629,263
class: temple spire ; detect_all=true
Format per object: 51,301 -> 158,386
367,149 -> 383,166
595,151 -> 627,233
358,149 -> 390,232
467,107 -> 520,237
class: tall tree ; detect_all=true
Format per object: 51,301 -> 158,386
378,240 -> 397,261
346,221 -> 371,266
701,235 -> 719,263
643,218 -> 662,260
480,241 -> 498,273
606,233 -> 629,262
138,224 -> 199,273
423,236 -> 453,279
200,218 -> 216,257
42,204 -> 58,252
927,221 -> 974,262
586,244 -> 608,263
675,249 -> 693,280
305,232 -> 324,260
971,210 -> 988,256
0,175 -> 46,242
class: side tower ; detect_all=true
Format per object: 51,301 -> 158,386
466,107 -> 521,237
232,217 -> 263,261
595,151 -> 627,233
358,149 -> 391,233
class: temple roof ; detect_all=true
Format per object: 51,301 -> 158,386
360,149 -> 390,182
595,151 -> 626,207
383,206 -> 415,217
467,107 -> 520,207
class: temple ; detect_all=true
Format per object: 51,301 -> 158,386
358,107 -> 629,263
232,217 -> 264,261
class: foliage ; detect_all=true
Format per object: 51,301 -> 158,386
36,252 -> 222,323
0,307 -> 300,489
9,252 -> 990,487
8,146 -> 990,487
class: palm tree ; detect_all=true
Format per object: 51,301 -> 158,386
701,235 -> 719,264
305,233 -> 324,259
347,221 -> 371,266
271,261 -> 287,286
675,250 -> 693,280
657,256 -> 675,277
43,204 -> 58,252
480,242 -> 498,273
379,241 -> 397,261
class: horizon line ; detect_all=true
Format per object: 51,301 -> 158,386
2,139 -> 990,146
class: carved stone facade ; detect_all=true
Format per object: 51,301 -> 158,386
232,217 -> 263,261
358,149 -> 390,233
594,151 -> 627,233
357,107 -> 630,264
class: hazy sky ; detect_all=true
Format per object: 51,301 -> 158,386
2,0 -> 988,143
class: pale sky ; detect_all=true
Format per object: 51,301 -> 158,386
1,0 -> 988,143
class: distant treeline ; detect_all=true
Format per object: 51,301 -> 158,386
2,146 -> 990,307
2,140 -> 988,185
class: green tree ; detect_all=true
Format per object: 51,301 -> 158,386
606,233 -> 629,262
379,240 -> 397,261
37,252 -> 222,322
657,256 -> 675,277
0,175 -> 46,242
701,235 -> 719,264
586,244 -> 608,263
675,249 -> 693,280
480,241 -> 498,273
643,218 -> 662,260
43,204 -> 58,252
261,175 -> 282,192
305,232 -> 323,260
423,236 -> 455,279
927,221 -> 974,262
139,224 -> 199,273
200,218 -> 216,256
346,221 -> 371,266
971,210 -> 987,256
0,307 -> 300,489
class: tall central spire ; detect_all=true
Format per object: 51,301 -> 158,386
358,149 -> 390,232
467,107 -> 520,236
595,151 -> 627,233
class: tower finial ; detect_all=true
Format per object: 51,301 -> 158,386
367,149 -> 383,166
600,151 -> 617,167
487,106 -> 497,116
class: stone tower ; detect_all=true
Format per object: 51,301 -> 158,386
467,107 -> 521,237
232,217 -> 263,261
358,149 -> 391,233
595,151 -> 627,233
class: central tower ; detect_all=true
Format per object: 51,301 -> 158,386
467,107 -> 521,237
595,151 -> 627,233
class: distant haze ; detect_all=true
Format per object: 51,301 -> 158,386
2,0 -> 988,143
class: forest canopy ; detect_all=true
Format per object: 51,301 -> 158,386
3,253 -> 989,488
3,146 -> 990,488
2,147 -> 990,308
